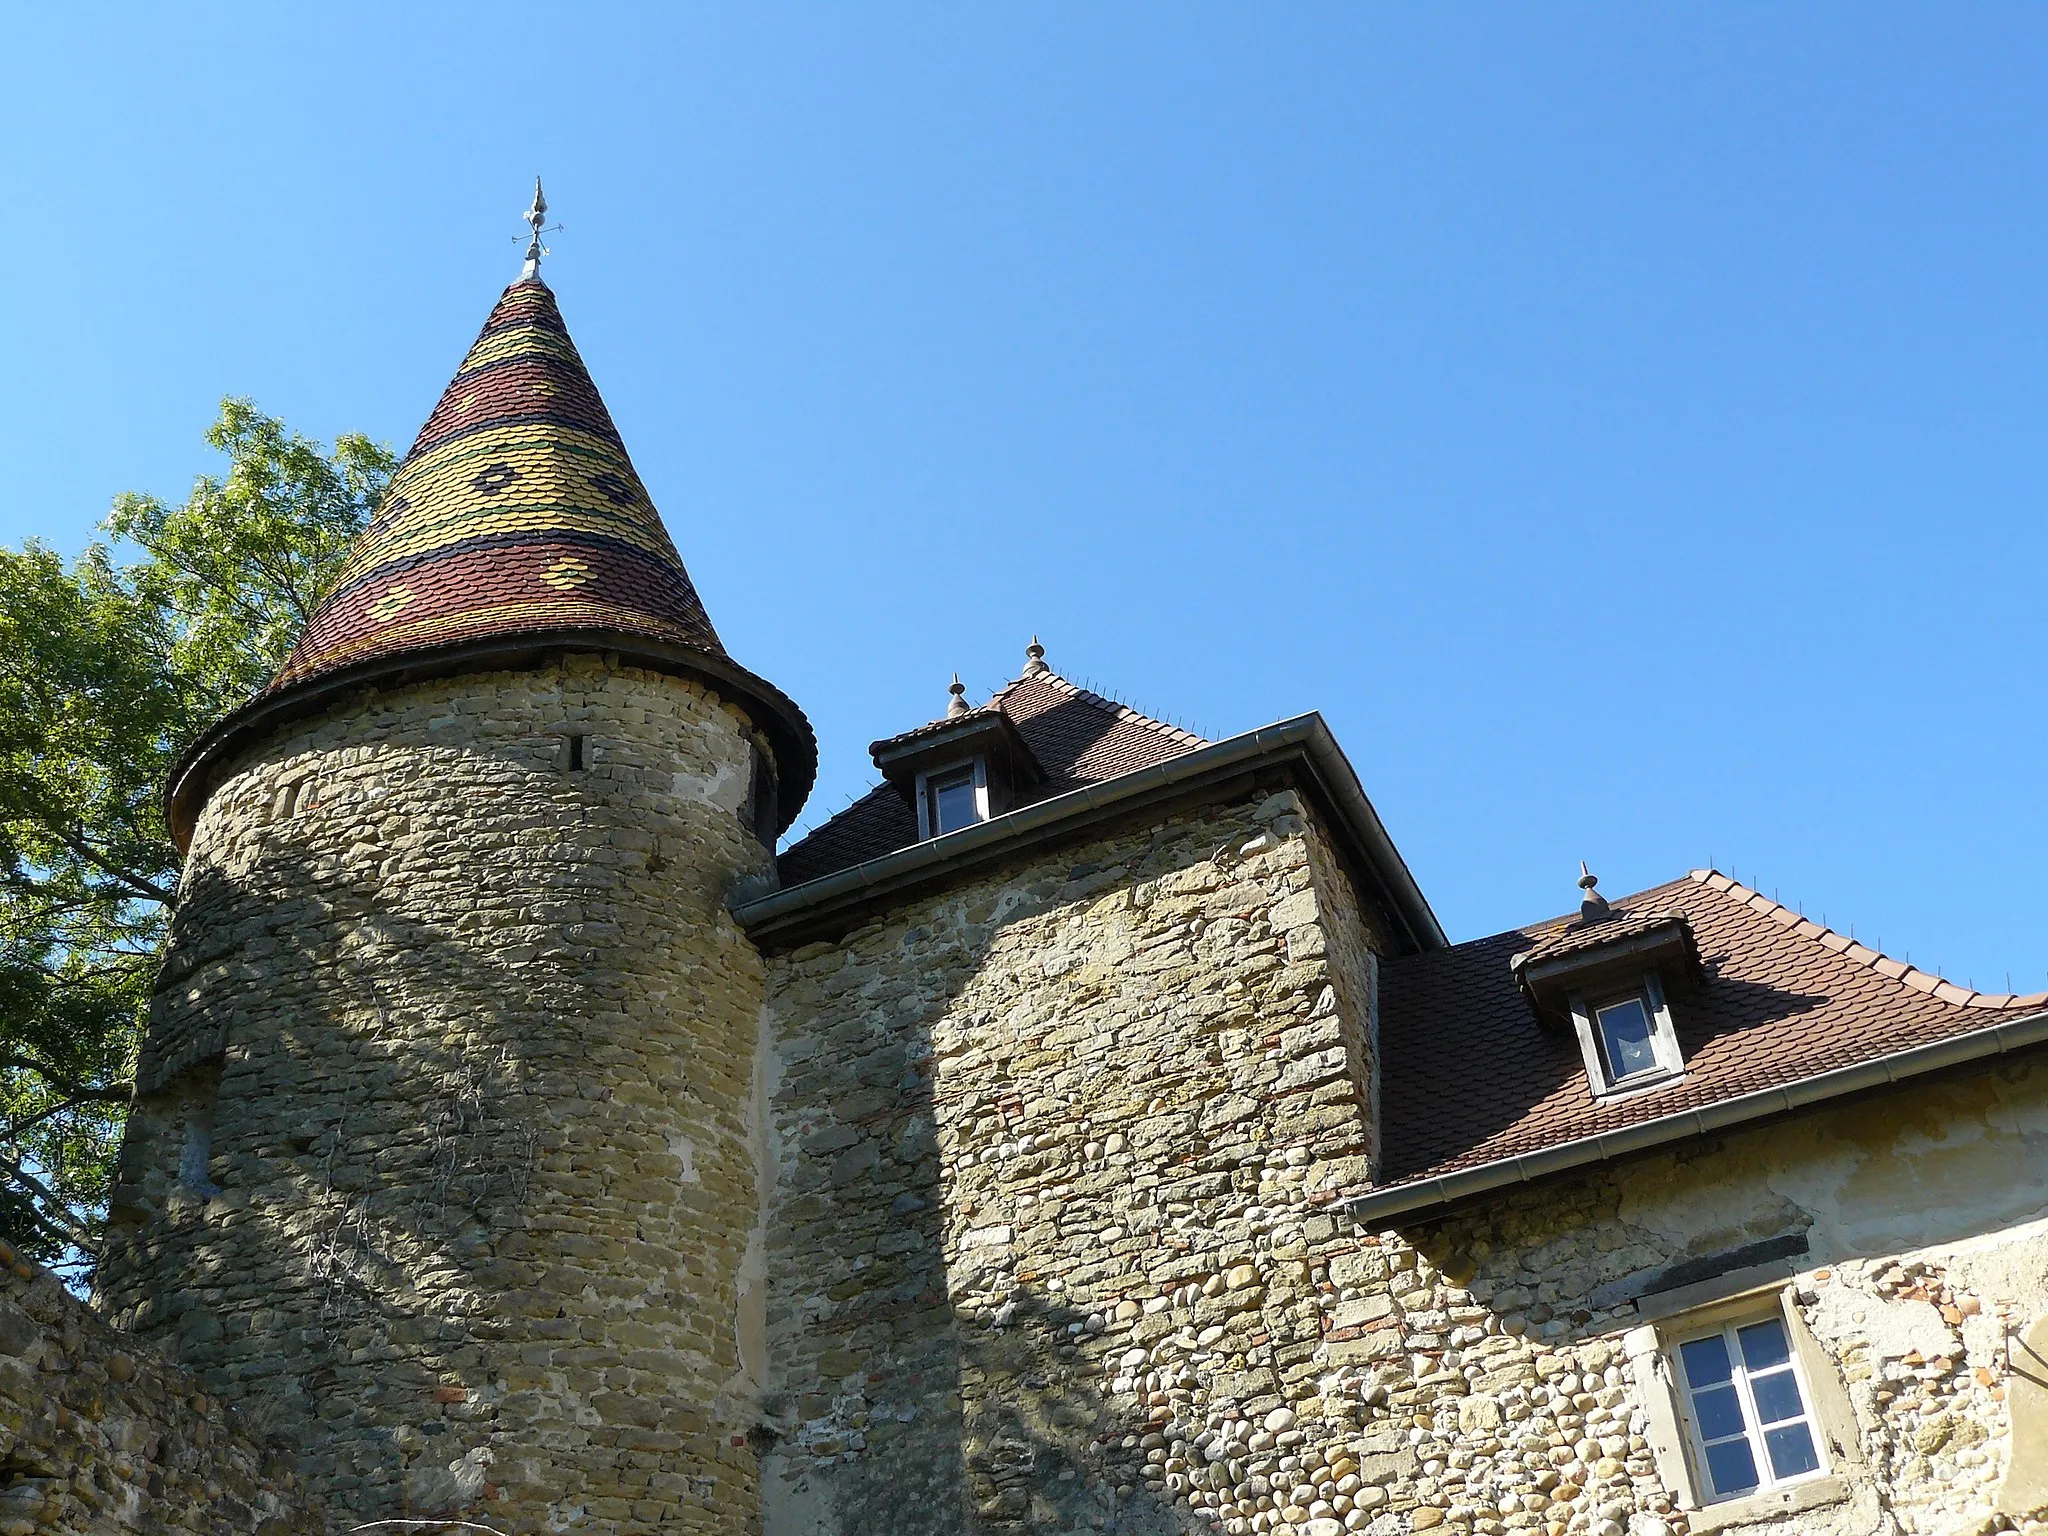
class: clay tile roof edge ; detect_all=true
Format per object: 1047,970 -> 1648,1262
989,667 -> 1208,751
1348,1002 -> 2048,1228
740,711 -> 1447,954
1685,869 -> 2032,1010
166,629 -> 817,850
868,703 -> 1008,757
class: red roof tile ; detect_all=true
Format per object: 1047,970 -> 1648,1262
273,278 -> 725,688
1510,908 -> 1687,970
1377,870 -> 2042,1188
778,659 -> 1207,886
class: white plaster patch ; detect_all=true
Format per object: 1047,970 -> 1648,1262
669,1133 -> 700,1184
693,748 -> 752,816
1810,1291 -> 1953,1362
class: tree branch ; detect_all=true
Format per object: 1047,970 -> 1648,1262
0,1055 -> 132,1105
4,1092 -> 107,1141
0,1151 -> 100,1256
36,822 -> 175,906
158,551 -> 280,638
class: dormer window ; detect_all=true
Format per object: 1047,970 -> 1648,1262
1511,865 -> 1703,1103
870,677 -> 1047,845
1573,972 -> 1684,1095
920,760 -> 987,838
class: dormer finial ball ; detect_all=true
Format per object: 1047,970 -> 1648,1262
947,673 -> 970,718
1578,861 -> 1611,922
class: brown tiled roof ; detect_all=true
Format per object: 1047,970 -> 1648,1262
1511,908 -> 1686,970
870,705 -> 1011,756
778,663 -> 1208,886
1378,870 -> 2047,1189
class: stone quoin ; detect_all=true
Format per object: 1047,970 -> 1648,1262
12,237 -> 2047,1536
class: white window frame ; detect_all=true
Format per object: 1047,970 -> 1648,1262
1569,970 -> 1684,1097
1670,1311 -> 1829,1505
914,757 -> 989,840
1627,1275 -> 1862,1534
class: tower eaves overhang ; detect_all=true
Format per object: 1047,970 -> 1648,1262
165,629 -> 816,852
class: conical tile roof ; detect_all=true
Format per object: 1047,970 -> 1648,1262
276,277 -> 722,685
167,274 -> 814,848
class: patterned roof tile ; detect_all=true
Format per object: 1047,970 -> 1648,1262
167,271 -> 816,847
274,278 -> 723,688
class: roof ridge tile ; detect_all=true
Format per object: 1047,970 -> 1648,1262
1686,867 -> 2034,1010
1027,667 -> 1209,748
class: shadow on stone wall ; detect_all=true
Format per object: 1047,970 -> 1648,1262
763,1031 -> 1210,1536
98,765 -> 767,1533
762,789 -> 1359,1536
101,841 -> 552,1524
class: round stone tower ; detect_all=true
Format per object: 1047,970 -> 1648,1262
96,265 -> 813,1534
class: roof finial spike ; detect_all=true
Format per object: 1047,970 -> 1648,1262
1578,861 -> 1611,923
521,177 -> 555,279
1023,634 -> 1048,675
946,672 -> 970,718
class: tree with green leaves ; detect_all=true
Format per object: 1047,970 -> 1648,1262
0,400 -> 391,1279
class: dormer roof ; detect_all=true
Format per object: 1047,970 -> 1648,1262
1510,906 -> 1704,1025
869,708 -> 1045,795
779,657 -> 1207,886
166,274 -> 814,847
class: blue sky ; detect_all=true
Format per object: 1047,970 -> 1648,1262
3,6 -> 2043,984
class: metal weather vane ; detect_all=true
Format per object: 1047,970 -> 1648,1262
520,177 -> 562,278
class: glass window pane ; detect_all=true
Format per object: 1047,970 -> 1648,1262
1680,1334 -> 1734,1387
1690,1384 -> 1747,1442
1704,1437 -> 1761,1498
1764,1421 -> 1821,1480
1750,1369 -> 1807,1425
1738,1317 -> 1792,1371
1597,997 -> 1658,1078
931,774 -> 979,834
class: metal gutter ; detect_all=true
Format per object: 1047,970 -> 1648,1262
739,713 -> 1447,953
1345,1006 -> 2048,1227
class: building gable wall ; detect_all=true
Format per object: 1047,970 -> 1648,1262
757,784 -> 1389,1534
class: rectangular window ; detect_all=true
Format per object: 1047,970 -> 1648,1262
923,765 -> 983,837
1674,1314 -> 1826,1502
1570,971 -> 1684,1095
1596,995 -> 1659,1080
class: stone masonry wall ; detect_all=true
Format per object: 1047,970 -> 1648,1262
95,655 -> 778,1535
0,1238 -> 318,1534
1319,1058 -> 2048,1536
758,777 -> 2048,1536
757,782 -> 1392,1535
